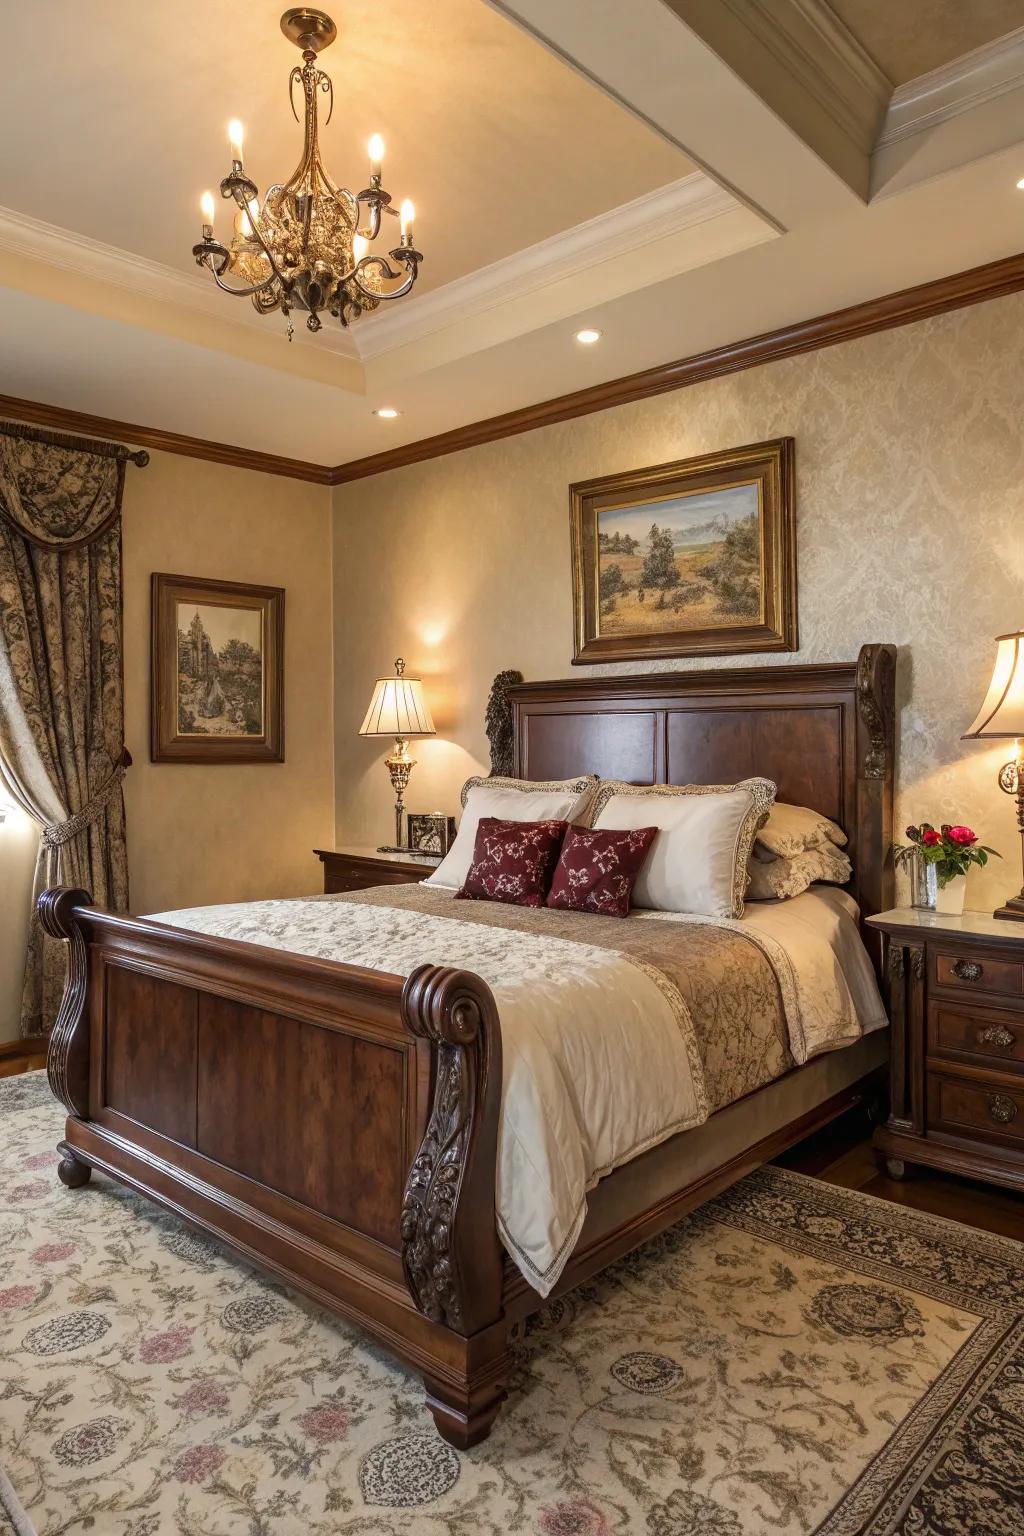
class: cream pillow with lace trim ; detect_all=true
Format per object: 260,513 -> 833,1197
591,778 -> 776,919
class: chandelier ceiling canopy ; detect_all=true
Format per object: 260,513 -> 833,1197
192,7 -> 422,337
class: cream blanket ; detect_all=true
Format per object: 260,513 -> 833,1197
148,885 -> 882,1295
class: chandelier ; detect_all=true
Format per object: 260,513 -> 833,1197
192,7 -> 422,336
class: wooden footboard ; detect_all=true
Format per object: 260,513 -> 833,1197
38,886 -> 510,1448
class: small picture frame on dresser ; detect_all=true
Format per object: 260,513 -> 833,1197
406,812 -> 457,857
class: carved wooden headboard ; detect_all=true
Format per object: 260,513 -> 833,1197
490,645 -> 896,969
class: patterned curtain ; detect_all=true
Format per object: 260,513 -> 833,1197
0,420 -> 148,1036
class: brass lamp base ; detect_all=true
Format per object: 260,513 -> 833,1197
995,753 -> 1024,920
383,736 -> 415,851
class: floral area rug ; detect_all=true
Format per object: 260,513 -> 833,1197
1,1072 -> 1023,1535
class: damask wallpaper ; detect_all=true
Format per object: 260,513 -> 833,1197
333,290 -> 1024,911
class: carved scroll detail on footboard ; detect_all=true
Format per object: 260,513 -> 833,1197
38,886 -> 94,1118
400,964 -> 504,1335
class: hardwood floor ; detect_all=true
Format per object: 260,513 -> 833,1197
0,1037 -> 47,1078
776,1104 -> 1024,1243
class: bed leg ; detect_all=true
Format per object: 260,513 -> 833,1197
56,1140 -> 91,1189
423,1353 -> 510,1449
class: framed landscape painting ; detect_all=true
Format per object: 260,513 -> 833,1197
570,438 -> 796,664
151,573 -> 284,762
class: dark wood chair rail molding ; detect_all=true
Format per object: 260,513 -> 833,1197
0,394 -> 335,486
4,249 -> 1024,485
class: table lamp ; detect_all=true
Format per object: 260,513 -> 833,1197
359,658 -> 435,852
963,630 -> 1024,919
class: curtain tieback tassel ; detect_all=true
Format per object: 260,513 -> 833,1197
41,759 -> 128,849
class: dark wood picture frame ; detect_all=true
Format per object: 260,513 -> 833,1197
151,573 -> 284,763
570,437 -> 797,665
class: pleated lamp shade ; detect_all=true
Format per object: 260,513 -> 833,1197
963,632 -> 1024,738
358,658 -> 435,739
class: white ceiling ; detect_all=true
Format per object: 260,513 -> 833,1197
2,0 -> 1024,468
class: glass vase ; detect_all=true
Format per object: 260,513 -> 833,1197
908,852 -> 937,910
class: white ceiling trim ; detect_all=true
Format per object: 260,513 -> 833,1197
357,172 -> 743,359
0,203 -> 361,362
877,25 -> 1024,148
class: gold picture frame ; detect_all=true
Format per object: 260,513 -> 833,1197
570,438 -> 796,664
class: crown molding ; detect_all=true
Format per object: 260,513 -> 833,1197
877,25 -> 1024,147
0,204 -> 361,362
331,248 -> 1024,483
2,250 -> 1023,486
713,0 -> 892,157
0,394 -> 334,484
357,173 -> 742,359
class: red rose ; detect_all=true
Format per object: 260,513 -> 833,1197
947,825 -> 976,846
921,829 -> 941,846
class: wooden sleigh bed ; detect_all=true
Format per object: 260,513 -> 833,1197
41,645 -> 895,1447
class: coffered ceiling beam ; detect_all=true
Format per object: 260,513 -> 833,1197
486,0 -> 868,234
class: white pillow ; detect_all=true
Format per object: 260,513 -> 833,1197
755,802 -> 847,861
425,775 -> 598,890
591,778 -> 776,919
746,843 -> 852,901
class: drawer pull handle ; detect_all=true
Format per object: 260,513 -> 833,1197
952,959 -> 983,982
987,1094 -> 1018,1125
978,1025 -> 1016,1051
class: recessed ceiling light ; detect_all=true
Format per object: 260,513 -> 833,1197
575,328 -> 602,345
374,407 -> 400,419
1017,177 -> 1024,190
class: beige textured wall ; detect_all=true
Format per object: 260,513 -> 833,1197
123,453 -> 334,914
333,291 -> 1024,912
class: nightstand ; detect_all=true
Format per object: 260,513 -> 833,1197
314,845 -> 442,895
869,908 -> 1024,1194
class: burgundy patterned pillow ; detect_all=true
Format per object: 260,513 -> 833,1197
456,817 -> 569,907
546,825 -> 658,918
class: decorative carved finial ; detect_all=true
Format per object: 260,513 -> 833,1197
485,669 -> 524,778
394,657 -> 406,676
856,644 -> 896,780
400,964 -> 504,1335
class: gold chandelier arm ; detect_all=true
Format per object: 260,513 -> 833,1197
350,252 -> 421,303
209,265 -> 282,300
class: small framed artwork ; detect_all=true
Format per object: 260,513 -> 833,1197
151,573 -> 284,763
570,437 -> 796,664
406,812 -> 457,856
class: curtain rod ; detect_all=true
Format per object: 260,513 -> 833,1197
0,417 -> 149,467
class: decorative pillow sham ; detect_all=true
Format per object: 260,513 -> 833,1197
755,802 -> 848,861
746,842 -> 853,901
591,778 -> 776,919
546,824 -> 658,918
425,775 -> 598,890
456,817 -> 568,907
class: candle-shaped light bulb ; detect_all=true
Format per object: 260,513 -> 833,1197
368,133 -> 384,178
400,199 -> 415,241
200,191 -> 216,230
228,118 -> 244,162
353,234 -> 368,263
240,197 -> 259,238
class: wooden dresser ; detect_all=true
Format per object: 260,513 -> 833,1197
870,908 -> 1024,1193
314,846 -> 441,895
